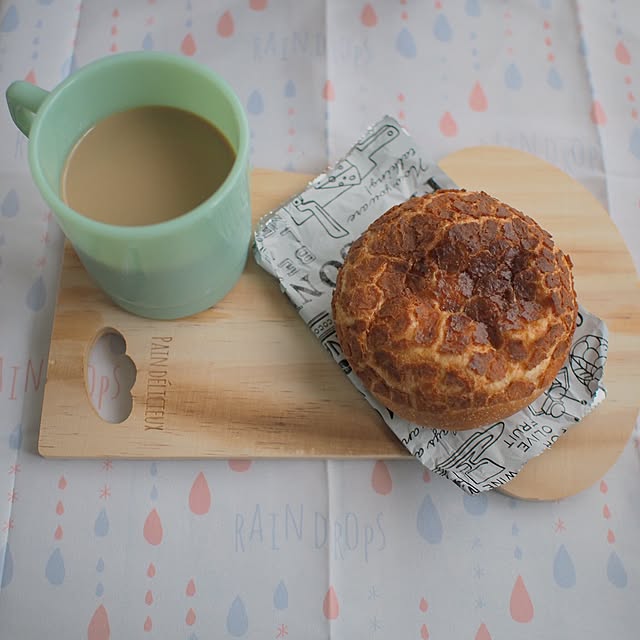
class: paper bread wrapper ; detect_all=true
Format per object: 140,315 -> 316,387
254,116 -> 607,494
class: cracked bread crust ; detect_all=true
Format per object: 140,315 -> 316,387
332,190 -> 578,430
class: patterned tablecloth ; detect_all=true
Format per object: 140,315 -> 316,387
0,1 -> 638,638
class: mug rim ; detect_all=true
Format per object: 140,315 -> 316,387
27,51 -> 250,239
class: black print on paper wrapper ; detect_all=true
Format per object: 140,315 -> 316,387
529,367 -> 586,422
285,123 -> 402,239
570,335 -> 608,395
253,115 -> 609,494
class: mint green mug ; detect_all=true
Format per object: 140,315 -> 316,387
6,52 -> 251,320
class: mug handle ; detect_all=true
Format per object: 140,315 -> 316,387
6,81 -> 49,137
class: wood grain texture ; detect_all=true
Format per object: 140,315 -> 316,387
39,147 -> 640,501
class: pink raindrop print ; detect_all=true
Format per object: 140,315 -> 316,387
147,563 -> 156,578
469,81 -> 488,111
189,472 -> 211,515
54,525 -> 63,540
145,590 -> 153,605
186,608 -> 196,626
110,43 -> 118,53
323,586 -> 339,620
603,504 -> 611,519
25,69 -> 36,84
88,604 -> 110,640
475,622 -> 491,640
186,578 -> 196,596
250,0 -> 267,9
361,3 -> 377,27
600,480 -> 608,493
323,80 -> 335,101
217,11 -> 234,38
144,616 -> 152,632
181,33 -> 196,56
56,500 -> 64,515
419,597 -> 428,612
229,460 -> 252,472
422,470 -> 431,482
615,41 -> 631,65
439,111 -> 458,137
510,575 -> 534,623
420,623 -> 429,639
112,8 -> 119,18
58,475 -> 67,490
607,529 -> 616,544
371,461 -> 392,495
143,508 -> 163,546
590,100 -> 607,125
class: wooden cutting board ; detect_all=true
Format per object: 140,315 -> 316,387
38,146 -> 640,501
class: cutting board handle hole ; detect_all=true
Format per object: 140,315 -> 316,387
86,328 -> 137,424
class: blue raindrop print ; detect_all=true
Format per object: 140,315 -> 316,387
416,495 -> 442,544
1,189 -> 19,217
26,276 -> 46,311
45,548 -> 65,585
547,67 -> 563,90
61,55 -> 73,78
505,63 -> 523,90
514,546 -> 523,560
511,522 -> 519,536
274,580 -> 288,610
247,90 -> 264,115
150,462 -> 158,476
553,545 -> 576,588
94,508 -> 109,537
463,493 -> 488,516
539,0 -> 552,8
185,18 -> 192,28
227,596 -> 249,636
578,37 -> 587,56
95,582 -> 104,596
629,128 -> 640,160
1,544 -> 14,588
396,28 -> 416,58
607,551 -> 627,588
465,0 -> 481,17
96,558 -> 104,572
142,32 -> 154,51
8,424 -> 22,450
284,79 -> 296,98
188,634 -> 198,640
150,485 -> 158,501
434,14 -> 452,42
0,5 -> 18,32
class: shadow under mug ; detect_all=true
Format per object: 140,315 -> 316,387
6,52 -> 251,320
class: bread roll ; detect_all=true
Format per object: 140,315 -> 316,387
332,190 -> 577,430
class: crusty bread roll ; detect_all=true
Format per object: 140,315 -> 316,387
332,190 -> 578,430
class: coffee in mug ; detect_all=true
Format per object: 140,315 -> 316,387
61,105 -> 236,227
